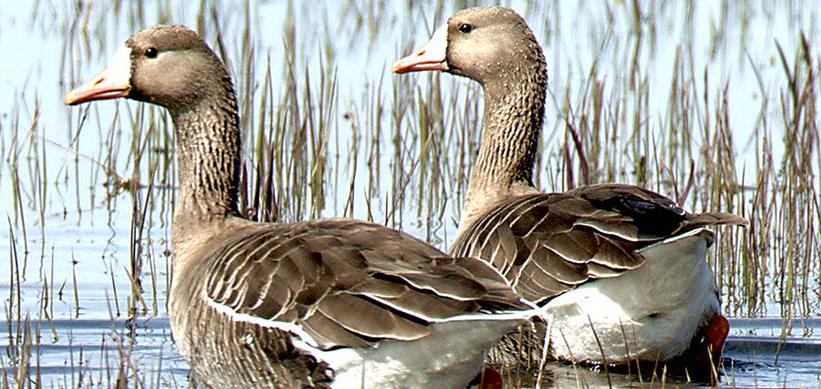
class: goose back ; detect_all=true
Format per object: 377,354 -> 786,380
171,217 -> 526,387
449,184 -> 747,304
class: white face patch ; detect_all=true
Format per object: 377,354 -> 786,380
424,24 -> 449,59
103,45 -> 133,85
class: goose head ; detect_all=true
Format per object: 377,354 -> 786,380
65,25 -> 233,112
393,7 -> 545,87
65,25 -> 241,224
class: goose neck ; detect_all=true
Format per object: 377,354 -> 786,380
170,96 -> 241,229
460,73 -> 546,227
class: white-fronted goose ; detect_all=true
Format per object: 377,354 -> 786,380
65,24 -> 539,388
394,7 -> 747,378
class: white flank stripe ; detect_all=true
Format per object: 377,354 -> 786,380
206,297 -> 322,348
573,220 -> 644,241
638,227 -> 708,252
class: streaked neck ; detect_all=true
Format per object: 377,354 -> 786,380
460,68 -> 546,230
171,96 -> 241,233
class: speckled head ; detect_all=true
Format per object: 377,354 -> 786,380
65,24 -> 232,111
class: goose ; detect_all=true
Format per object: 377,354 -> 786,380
65,24 -> 541,388
393,6 -> 747,379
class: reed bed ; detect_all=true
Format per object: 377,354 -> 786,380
1,0 -> 818,387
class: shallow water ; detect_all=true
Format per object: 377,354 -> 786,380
1,0 -> 819,387
4,317 -> 818,387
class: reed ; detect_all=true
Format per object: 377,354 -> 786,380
1,0 -> 819,387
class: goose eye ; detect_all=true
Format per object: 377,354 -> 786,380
145,47 -> 158,58
458,23 -> 473,33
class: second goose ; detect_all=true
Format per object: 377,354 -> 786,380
394,6 -> 747,378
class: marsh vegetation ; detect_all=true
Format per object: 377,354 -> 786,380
1,0 -> 819,387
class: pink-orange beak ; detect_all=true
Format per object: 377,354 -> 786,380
65,46 -> 132,106
392,25 -> 449,74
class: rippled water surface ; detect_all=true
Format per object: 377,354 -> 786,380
1,1 -> 819,387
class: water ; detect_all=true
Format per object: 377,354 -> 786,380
3,317 -> 186,386
1,0 -> 819,387
3,318 -> 818,387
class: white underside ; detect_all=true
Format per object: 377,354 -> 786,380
544,228 -> 719,364
300,314 -> 528,389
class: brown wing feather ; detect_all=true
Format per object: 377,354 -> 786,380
204,219 -> 526,350
450,183 -> 747,304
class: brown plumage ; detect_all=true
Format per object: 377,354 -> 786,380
451,184 -> 747,303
